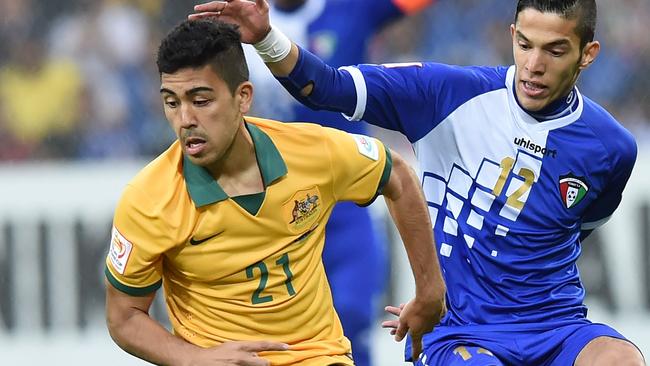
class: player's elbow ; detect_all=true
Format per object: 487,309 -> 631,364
104,281 -> 147,345
106,313 -> 125,346
105,301 -> 132,345
105,303 -> 149,354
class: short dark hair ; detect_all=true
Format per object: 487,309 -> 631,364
515,0 -> 597,49
156,19 -> 249,94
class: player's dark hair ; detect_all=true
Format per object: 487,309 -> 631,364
157,19 -> 249,95
515,0 -> 597,49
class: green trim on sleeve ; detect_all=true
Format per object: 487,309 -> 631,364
105,266 -> 161,296
358,145 -> 393,207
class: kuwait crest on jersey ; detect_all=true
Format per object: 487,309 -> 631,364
559,174 -> 589,209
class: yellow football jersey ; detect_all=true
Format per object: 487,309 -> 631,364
105,117 -> 392,366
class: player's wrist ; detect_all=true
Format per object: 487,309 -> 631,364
253,25 -> 292,63
415,280 -> 446,304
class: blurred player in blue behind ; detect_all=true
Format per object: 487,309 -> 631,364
192,0 -> 645,364
240,1 -> 433,366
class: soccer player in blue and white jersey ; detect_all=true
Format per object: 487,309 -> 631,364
190,0 -> 644,365
242,2 -> 433,365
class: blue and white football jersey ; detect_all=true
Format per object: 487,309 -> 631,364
341,62 -> 637,325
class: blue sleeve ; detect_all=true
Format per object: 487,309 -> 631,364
348,63 -> 506,142
278,47 -> 505,142
581,129 -> 637,230
276,45 -> 357,115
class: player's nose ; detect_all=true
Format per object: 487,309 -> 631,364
524,49 -> 546,75
179,104 -> 198,128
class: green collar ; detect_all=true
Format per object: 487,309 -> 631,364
183,122 -> 288,207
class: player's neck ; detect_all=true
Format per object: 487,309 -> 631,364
514,82 -> 579,122
209,123 -> 265,197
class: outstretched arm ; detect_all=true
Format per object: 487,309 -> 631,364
189,0 -> 438,137
381,151 -> 447,360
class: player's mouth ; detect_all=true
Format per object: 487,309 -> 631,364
184,136 -> 207,156
521,80 -> 548,99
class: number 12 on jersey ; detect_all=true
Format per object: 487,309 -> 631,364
492,156 -> 536,211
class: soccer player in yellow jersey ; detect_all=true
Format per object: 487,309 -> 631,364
104,19 -> 446,366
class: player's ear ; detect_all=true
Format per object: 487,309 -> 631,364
578,40 -> 600,70
236,81 -> 254,114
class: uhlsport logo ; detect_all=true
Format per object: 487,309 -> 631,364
559,174 -> 589,209
513,137 -> 557,158
283,187 -> 322,233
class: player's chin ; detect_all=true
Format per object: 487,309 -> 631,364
184,151 -> 216,168
519,95 -> 551,112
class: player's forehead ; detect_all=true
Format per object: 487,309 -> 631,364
160,65 -> 224,95
515,8 -> 581,47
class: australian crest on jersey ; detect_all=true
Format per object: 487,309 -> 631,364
283,186 -> 322,233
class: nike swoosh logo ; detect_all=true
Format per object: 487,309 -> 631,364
189,232 -> 223,245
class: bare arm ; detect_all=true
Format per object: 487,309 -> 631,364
381,150 -> 446,360
105,279 -> 200,364
105,280 -> 287,366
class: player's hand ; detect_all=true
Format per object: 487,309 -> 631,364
381,296 -> 446,360
381,303 -> 406,336
189,0 -> 271,44
187,340 -> 289,366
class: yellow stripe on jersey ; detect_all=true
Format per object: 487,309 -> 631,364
105,117 -> 392,365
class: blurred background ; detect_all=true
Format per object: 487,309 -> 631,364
0,0 -> 648,364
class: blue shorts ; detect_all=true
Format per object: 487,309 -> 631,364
408,319 -> 629,366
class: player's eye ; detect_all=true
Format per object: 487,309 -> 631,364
164,99 -> 179,108
518,42 -> 531,51
193,99 -> 211,106
548,49 -> 565,57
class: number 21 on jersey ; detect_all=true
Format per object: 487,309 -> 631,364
245,253 -> 296,304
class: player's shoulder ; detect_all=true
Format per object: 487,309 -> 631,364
357,62 -> 507,105
580,95 -> 637,162
245,116 -> 372,160
419,63 -> 508,88
130,141 -> 182,189
245,116 -> 332,142
120,142 -> 184,211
